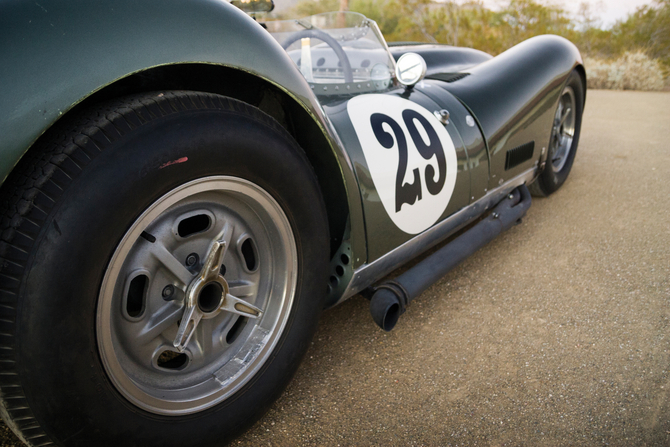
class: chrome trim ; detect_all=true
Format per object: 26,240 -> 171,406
335,168 -> 536,305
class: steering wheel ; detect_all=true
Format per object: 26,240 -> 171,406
282,29 -> 354,83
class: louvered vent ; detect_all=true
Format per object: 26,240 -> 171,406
427,73 -> 470,83
505,142 -> 535,171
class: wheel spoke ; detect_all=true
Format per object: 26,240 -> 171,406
135,303 -> 183,345
187,319 -> 215,362
559,107 -> 572,127
149,243 -> 193,290
221,294 -> 263,319
228,280 -> 258,298
220,221 -> 235,254
552,143 -> 567,163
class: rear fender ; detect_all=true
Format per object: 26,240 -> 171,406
440,35 -> 584,191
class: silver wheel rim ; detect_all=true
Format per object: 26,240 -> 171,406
97,176 -> 297,415
550,86 -> 576,172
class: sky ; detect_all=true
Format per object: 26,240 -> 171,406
473,0 -> 656,28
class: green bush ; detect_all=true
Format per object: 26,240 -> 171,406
585,52 -> 665,91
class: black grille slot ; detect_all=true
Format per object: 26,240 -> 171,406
426,72 -> 470,83
505,142 -> 535,171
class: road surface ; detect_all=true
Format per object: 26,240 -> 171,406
2,90 -> 669,446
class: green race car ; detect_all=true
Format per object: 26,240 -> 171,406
0,1 -> 585,445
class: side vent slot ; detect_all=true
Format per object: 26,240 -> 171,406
426,72 -> 470,83
445,73 -> 469,83
505,142 -> 535,171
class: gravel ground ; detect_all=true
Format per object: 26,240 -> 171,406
2,89 -> 669,446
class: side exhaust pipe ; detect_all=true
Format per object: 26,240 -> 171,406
369,185 -> 532,331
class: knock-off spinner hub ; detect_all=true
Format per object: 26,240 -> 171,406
173,229 -> 263,352
190,275 -> 229,317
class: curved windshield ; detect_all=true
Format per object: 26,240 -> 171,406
266,12 -> 396,97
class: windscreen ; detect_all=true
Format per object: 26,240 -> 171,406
266,12 -> 396,97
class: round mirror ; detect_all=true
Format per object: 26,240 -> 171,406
395,52 -> 427,87
371,63 -> 392,90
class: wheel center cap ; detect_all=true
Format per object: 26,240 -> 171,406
198,281 -> 225,313
186,275 -> 230,318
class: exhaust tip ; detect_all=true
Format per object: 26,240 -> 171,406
370,288 -> 404,331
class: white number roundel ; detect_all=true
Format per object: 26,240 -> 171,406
347,94 -> 458,234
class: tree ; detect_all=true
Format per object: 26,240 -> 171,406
611,0 -> 670,67
279,0 -> 669,72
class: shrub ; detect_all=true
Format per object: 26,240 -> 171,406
584,51 -> 665,91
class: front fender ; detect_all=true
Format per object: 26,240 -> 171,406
0,0 -> 365,264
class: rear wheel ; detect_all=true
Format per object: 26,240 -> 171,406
529,69 -> 584,197
0,91 -> 328,446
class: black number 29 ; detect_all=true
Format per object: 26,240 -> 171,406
370,111 -> 447,212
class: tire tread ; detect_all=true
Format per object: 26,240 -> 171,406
0,91 -> 296,447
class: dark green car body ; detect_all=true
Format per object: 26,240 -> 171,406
1,2 -> 584,305
0,1 -> 585,445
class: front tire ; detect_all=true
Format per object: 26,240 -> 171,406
0,92 -> 328,446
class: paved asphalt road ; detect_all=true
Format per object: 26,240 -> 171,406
2,90 -> 669,446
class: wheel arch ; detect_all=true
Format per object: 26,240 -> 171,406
49,63 -> 352,258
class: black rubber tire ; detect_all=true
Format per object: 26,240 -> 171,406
528,69 -> 584,197
0,91 -> 329,447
